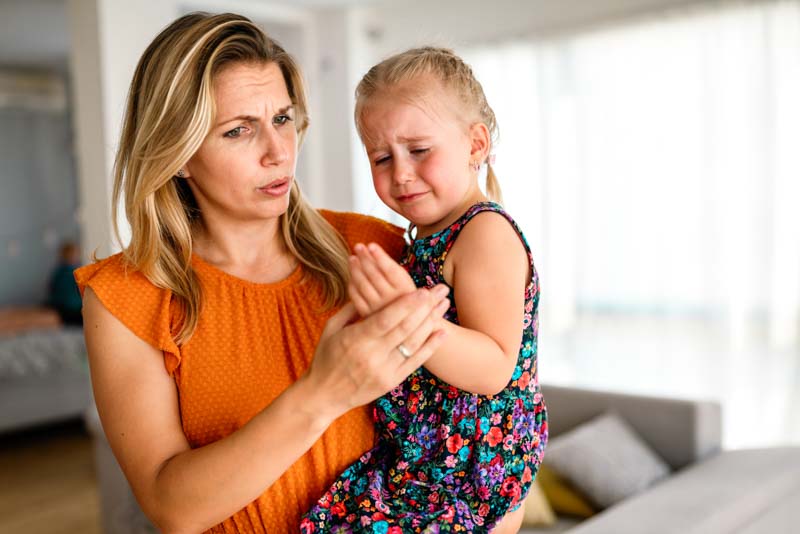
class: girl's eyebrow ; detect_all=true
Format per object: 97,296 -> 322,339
367,135 -> 431,153
216,105 -> 294,127
397,135 -> 430,143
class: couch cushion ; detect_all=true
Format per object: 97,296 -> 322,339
536,464 -> 596,518
569,447 -> 800,534
545,412 -> 670,509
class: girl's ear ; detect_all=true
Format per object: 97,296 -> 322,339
469,122 -> 491,163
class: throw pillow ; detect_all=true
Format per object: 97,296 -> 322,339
536,463 -> 596,518
521,479 -> 557,527
544,411 -> 670,509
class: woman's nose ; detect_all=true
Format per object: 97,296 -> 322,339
260,127 -> 290,166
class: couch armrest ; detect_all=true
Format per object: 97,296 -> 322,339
541,384 -> 721,470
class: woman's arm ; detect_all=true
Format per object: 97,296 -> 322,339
350,213 -> 529,395
84,285 -> 449,534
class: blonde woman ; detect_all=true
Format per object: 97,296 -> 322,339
76,12 -> 449,534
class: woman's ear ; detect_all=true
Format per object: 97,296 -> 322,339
469,122 -> 491,163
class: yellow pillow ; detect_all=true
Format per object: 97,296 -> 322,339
521,480 -> 557,527
537,464 -> 596,518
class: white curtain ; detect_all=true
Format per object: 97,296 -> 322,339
462,0 -> 800,448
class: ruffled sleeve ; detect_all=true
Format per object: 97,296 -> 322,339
74,254 -> 182,376
320,210 -> 406,260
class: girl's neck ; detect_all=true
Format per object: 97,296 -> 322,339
415,189 -> 489,239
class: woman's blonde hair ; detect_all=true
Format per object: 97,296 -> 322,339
354,46 -> 502,203
113,12 -> 350,345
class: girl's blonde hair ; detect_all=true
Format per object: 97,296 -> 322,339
354,46 -> 502,203
113,12 -> 350,345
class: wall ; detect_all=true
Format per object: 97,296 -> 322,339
0,71 -> 77,306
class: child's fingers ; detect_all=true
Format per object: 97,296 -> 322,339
347,282 -> 371,318
349,254 -> 382,313
354,244 -> 396,303
366,243 -> 416,293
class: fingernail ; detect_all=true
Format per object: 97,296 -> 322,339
354,243 -> 366,252
433,285 -> 449,298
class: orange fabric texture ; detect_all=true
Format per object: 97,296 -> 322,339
74,211 -> 405,534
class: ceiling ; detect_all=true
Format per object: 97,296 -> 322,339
0,0 -> 386,72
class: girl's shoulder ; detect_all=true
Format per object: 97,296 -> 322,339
319,209 -> 406,259
442,202 -> 531,255
442,202 -> 535,280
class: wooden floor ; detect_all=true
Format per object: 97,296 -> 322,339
0,420 -> 102,534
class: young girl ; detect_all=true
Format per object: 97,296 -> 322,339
302,47 -> 547,533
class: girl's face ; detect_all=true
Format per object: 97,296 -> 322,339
185,61 -> 298,225
360,86 -> 486,237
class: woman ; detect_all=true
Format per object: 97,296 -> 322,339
77,12 -> 449,534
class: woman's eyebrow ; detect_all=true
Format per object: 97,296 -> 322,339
216,105 -> 294,127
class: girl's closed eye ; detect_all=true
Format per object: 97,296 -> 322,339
411,147 -> 430,156
374,154 -> 392,165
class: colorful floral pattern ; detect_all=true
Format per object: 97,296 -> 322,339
301,203 -> 547,533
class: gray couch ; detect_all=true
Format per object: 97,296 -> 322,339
85,385 -> 800,534
522,385 -> 800,534
1,327 -> 91,434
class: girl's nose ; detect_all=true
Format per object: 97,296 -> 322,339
392,160 -> 414,185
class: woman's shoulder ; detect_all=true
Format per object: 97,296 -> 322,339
319,209 -> 406,259
75,253 -> 166,300
75,253 -> 178,368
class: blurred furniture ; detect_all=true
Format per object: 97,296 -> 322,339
84,384 -> 800,534
0,307 -> 91,434
522,385 -> 800,534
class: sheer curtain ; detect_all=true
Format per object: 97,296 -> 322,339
462,0 -> 800,448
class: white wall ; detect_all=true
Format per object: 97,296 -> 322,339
66,0 -> 716,256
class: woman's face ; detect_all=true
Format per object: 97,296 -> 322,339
185,61 -> 298,224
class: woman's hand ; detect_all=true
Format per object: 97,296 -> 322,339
305,284 -> 450,421
348,242 -> 417,318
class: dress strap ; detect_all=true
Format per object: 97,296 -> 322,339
442,202 -> 534,262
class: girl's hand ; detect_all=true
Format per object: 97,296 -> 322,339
306,284 -> 450,421
349,242 -> 417,317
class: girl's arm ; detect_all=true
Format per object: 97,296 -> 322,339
83,285 -> 448,534
350,213 -> 528,395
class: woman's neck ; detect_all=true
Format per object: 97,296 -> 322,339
192,215 -> 297,284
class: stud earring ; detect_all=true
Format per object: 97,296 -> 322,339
176,169 -> 186,178
470,161 -> 480,172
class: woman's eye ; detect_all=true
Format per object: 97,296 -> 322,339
224,126 -> 247,138
274,114 -> 294,125
374,155 -> 391,165
411,148 -> 429,155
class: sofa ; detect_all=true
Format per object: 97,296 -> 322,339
85,384 -> 800,533
521,385 -> 800,534
0,307 -> 91,434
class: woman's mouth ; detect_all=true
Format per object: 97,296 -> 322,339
258,177 -> 292,197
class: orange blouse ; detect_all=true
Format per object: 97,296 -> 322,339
75,211 -> 405,534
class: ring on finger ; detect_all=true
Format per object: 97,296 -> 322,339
396,343 -> 413,359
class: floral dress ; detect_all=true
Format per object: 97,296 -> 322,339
301,202 -> 547,533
